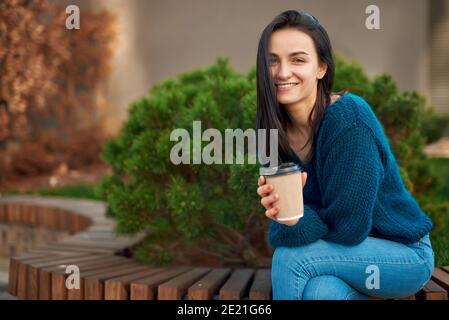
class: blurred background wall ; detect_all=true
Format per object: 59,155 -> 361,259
53,0 -> 449,135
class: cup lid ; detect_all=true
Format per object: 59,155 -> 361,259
259,162 -> 301,176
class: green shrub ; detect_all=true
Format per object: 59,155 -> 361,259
420,110 -> 449,144
98,57 -> 267,267
417,195 -> 449,266
99,55 -> 449,267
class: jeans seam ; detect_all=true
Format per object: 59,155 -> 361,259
292,258 -> 429,298
297,257 -> 429,272
297,255 -> 428,266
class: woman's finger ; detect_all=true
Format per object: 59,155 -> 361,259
257,184 -> 273,197
265,207 -> 279,219
302,172 -> 308,188
260,193 -> 279,209
258,175 -> 266,186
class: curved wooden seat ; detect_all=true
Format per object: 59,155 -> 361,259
1,196 -> 449,300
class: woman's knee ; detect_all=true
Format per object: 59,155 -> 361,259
272,246 -> 314,270
303,275 -> 369,300
272,247 -> 297,274
271,247 -> 314,300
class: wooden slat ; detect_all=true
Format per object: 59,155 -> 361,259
55,207 -> 69,231
0,204 -> 6,222
51,272 -> 67,300
8,252 -> 55,295
249,269 -> 271,300
4,203 -> 11,223
187,268 -> 231,300
24,204 -> 34,224
67,259 -> 136,300
28,253 -> 96,270
104,268 -> 164,300
57,239 -> 132,250
8,203 -> 19,223
441,266 -> 449,274
158,268 -> 211,300
16,204 -> 24,223
68,212 -> 78,234
130,267 -> 190,300
20,204 -> 28,225
39,243 -> 116,254
36,206 -> 46,227
15,253 -> 80,299
219,269 -> 254,300
431,268 -> 449,291
6,203 -> 12,223
17,203 -> 25,223
48,207 -> 58,230
61,237 -> 134,247
43,207 -> 54,229
28,205 -> 39,225
26,254 -> 94,300
51,256 -> 129,300
417,279 -> 448,300
1,204 -> 8,222
34,255 -> 108,300
41,258 -> 133,300
8,259 -> 24,288
29,245 -> 85,255
83,264 -> 150,300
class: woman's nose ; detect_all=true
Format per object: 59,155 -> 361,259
277,63 -> 292,80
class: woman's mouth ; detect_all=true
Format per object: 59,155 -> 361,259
276,82 -> 299,91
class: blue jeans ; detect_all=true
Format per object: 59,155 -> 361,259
271,233 -> 435,300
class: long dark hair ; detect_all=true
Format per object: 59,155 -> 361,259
256,10 -> 338,165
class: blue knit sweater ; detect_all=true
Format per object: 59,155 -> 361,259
268,92 -> 433,247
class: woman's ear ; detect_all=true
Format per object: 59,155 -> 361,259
317,63 -> 328,79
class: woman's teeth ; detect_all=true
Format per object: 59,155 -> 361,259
276,83 -> 298,90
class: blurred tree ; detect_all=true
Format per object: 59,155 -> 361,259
0,0 -> 115,183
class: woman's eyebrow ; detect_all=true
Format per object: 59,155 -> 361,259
269,51 -> 309,57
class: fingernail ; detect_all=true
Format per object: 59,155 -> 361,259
275,194 -> 279,198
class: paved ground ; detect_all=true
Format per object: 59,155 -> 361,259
0,195 -> 142,300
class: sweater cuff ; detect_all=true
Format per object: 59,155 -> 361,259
268,205 -> 329,248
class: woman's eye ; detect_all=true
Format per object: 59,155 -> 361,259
269,59 -> 278,65
293,59 -> 304,63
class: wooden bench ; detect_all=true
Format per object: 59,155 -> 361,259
8,251 -> 272,300
8,247 -> 449,300
2,197 -> 449,300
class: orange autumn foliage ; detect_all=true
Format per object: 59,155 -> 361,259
0,0 -> 116,183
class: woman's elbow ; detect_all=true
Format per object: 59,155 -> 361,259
323,228 -> 371,246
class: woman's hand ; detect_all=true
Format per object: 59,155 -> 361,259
257,172 -> 307,225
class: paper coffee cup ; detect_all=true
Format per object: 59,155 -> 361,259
260,162 -> 304,222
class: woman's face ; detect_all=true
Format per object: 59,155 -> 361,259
268,28 -> 327,106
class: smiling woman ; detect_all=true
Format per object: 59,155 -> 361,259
255,10 -> 434,301
256,11 -> 344,167
269,32 -> 327,104
267,28 -> 343,165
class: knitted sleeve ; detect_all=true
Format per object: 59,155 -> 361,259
268,122 -> 384,247
268,204 -> 329,247
318,122 -> 384,245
